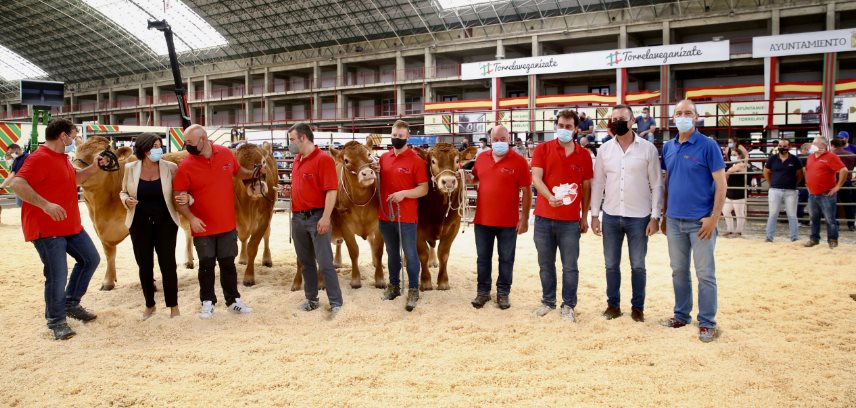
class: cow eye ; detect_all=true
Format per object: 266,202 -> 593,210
344,158 -> 350,165
431,158 -> 437,165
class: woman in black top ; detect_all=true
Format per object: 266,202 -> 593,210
120,134 -> 182,320
722,145 -> 748,238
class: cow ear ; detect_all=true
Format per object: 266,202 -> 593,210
328,146 -> 341,161
116,146 -> 133,160
365,136 -> 375,150
413,147 -> 429,162
460,146 -> 478,161
262,141 -> 272,153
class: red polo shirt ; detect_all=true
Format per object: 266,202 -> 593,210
531,139 -> 593,221
806,151 -> 846,195
473,150 -> 532,227
15,146 -> 83,242
173,144 -> 239,237
291,147 -> 338,212
378,148 -> 428,223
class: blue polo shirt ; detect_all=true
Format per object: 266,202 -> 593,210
578,117 -> 593,131
636,116 -> 657,133
11,152 -> 29,172
662,130 -> 725,219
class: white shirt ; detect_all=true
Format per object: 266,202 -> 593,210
591,134 -> 663,218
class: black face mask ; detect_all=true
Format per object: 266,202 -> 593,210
391,138 -> 407,149
185,142 -> 202,155
778,147 -> 788,155
610,120 -> 630,136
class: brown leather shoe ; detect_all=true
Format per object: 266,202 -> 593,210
631,308 -> 644,322
496,295 -> 511,310
602,305 -> 622,320
659,317 -> 688,328
803,240 -> 819,247
699,327 -> 716,343
828,240 -> 838,249
471,294 -> 491,309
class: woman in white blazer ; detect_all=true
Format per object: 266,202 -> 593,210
120,134 -> 182,320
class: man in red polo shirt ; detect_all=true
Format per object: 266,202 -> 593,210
11,118 -> 110,340
531,109 -> 593,322
470,125 -> 532,310
378,120 -> 429,311
173,124 -> 263,319
804,136 -> 848,248
288,123 -> 343,318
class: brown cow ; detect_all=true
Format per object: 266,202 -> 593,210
413,143 -> 478,290
74,136 -> 195,290
290,141 -> 385,290
233,142 -> 277,286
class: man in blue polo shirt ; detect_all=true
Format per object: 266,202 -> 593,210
578,111 -> 594,142
659,99 -> 726,343
0,144 -> 29,207
635,108 -> 658,143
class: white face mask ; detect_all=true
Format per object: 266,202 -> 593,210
808,144 -> 820,154
730,155 -> 738,162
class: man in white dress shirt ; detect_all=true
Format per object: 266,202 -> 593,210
590,104 -> 663,323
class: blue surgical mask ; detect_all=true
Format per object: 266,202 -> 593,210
727,143 -> 734,149
492,142 -> 509,156
288,141 -> 300,155
556,129 -> 574,144
675,117 -> 694,133
148,147 -> 163,162
64,135 -> 76,154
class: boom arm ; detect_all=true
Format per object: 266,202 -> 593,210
148,19 -> 191,130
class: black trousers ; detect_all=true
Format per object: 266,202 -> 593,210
192,229 -> 240,306
129,215 -> 179,308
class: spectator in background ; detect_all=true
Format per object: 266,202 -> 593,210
476,137 -> 490,157
513,138 -> 527,157
796,142 -> 811,225
764,139 -> 803,242
725,137 -> 750,165
723,148 -> 749,238
460,139 -> 471,152
0,143 -> 29,207
526,138 -> 536,159
579,137 -> 596,158
831,137 -> 856,231
804,136 -> 848,249
578,112 -> 594,142
635,108 -> 658,143
836,131 -> 856,155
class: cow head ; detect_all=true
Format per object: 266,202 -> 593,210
234,143 -> 277,199
73,136 -> 134,170
329,141 -> 377,187
415,143 -> 477,194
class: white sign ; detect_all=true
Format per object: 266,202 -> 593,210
753,29 -> 856,58
461,41 -> 731,80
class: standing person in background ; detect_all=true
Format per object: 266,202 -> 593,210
476,137 -> 490,157
796,142 -> 812,226
660,100 -> 726,343
531,109 -> 592,323
10,118 -> 109,340
723,148 -> 749,238
513,138 -> 527,157
831,136 -> 856,231
0,144 -> 29,207
803,136 -> 848,249
764,139 -> 803,242
635,108 -> 658,144
835,131 -> 856,154
120,134 -> 182,320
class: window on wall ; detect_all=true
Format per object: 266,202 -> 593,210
507,91 -> 525,98
590,86 -> 610,95
381,99 -> 395,116
441,95 -> 458,102
405,96 -> 422,115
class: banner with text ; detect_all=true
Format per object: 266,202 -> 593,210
461,41 -> 731,80
753,29 -> 856,58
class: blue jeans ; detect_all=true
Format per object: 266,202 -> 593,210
474,224 -> 517,296
533,216 -> 581,309
379,221 -> 420,289
765,188 -> 798,241
16,196 -> 23,207
808,194 -> 838,242
602,213 -> 649,310
666,217 -> 717,329
31,230 -> 101,327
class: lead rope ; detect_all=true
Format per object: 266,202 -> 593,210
339,164 -> 377,207
376,169 -> 407,291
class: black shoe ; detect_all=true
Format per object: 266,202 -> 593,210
602,305 -> 622,320
66,304 -> 97,322
496,295 -> 511,310
471,294 -> 490,309
405,289 -> 419,312
659,317 -> 688,328
631,308 -> 644,322
803,240 -> 819,248
51,323 -> 76,340
829,240 -> 838,249
382,286 -> 401,301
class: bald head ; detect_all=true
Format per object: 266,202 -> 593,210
183,124 -> 210,156
490,125 -> 510,143
184,124 -> 207,144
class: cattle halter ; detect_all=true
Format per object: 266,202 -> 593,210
74,148 -> 120,172
250,163 -> 274,203
338,164 -> 377,207
429,167 -> 469,221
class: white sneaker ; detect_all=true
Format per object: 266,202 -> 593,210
534,304 -> 554,317
561,305 -> 576,322
228,298 -> 253,314
199,301 -> 214,320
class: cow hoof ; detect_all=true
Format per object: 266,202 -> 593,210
430,261 -> 439,268
374,281 -> 387,289
420,283 -> 434,291
437,282 -> 451,291
100,283 -> 115,291
184,262 -> 194,269
350,280 -> 362,289
319,284 -> 326,291
333,263 -> 343,269
238,259 -> 248,266
290,283 -> 302,292
263,260 -> 273,268
243,280 -> 256,287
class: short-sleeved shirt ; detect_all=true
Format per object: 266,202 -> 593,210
843,144 -> 856,155
805,151 -> 846,195
173,144 -> 239,237
10,152 -> 29,173
661,130 -> 726,219
531,139 -> 593,221
291,147 -> 337,212
833,148 -> 856,182
472,150 -> 532,227
578,117 -> 594,131
15,146 -> 82,241
764,154 -> 803,190
378,148 -> 428,224
635,116 -> 657,133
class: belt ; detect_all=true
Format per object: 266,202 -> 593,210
294,208 -> 323,216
